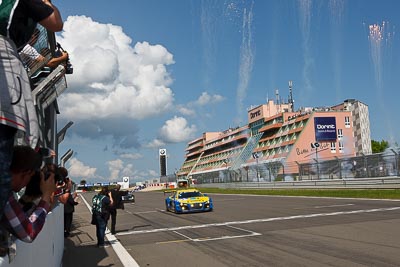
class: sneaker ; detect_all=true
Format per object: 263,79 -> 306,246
97,241 -> 111,248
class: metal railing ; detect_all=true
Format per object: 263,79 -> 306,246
196,176 -> 400,189
192,150 -> 400,185
299,151 -> 400,180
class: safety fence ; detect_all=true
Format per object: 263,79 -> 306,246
196,176 -> 400,189
191,150 -> 400,184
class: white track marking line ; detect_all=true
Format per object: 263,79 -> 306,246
116,206 -> 400,236
190,225 -> 262,243
313,204 -> 355,208
157,225 -> 261,244
173,230 -> 194,241
80,194 -> 140,267
134,210 -> 159,214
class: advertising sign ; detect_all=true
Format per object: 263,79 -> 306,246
119,177 -> 129,189
314,117 -> 337,141
159,149 -> 166,156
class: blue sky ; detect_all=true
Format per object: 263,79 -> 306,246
55,0 -> 399,184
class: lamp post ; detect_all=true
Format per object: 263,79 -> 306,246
311,142 -> 320,180
252,152 -> 260,183
60,149 -> 73,167
390,149 -> 399,177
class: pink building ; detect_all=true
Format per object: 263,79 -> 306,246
178,89 -> 371,182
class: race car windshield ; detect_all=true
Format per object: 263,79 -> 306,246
178,192 -> 202,198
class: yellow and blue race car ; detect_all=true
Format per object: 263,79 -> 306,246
165,188 -> 213,213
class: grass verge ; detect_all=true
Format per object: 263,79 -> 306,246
197,188 -> 400,199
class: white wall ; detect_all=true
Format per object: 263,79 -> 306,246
0,204 -> 64,267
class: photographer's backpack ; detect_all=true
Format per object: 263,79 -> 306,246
92,195 -> 105,214
0,0 -> 36,47
0,0 -> 18,37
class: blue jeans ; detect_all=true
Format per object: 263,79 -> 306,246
95,213 -> 107,246
0,124 -> 16,221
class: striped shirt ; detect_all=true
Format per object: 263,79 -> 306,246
1,193 -> 50,242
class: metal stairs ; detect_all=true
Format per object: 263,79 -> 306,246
230,132 -> 263,170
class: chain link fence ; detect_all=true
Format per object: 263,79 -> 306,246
192,150 -> 400,184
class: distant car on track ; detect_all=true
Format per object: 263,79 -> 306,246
121,190 -> 135,203
165,188 -> 213,213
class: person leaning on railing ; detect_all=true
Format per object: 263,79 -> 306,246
0,146 -> 57,261
0,0 -> 63,226
19,28 -> 69,80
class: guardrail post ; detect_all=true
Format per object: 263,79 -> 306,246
391,149 -> 399,177
363,153 -> 369,178
334,156 -> 342,179
295,161 -> 301,181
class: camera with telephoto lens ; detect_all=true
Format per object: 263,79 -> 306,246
42,164 -> 67,186
55,43 -> 73,74
65,60 -> 73,74
24,164 -> 68,198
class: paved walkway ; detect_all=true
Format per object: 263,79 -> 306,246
62,196 -> 138,267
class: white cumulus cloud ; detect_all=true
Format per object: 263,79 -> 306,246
145,138 -> 166,148
159,116 -> 197,143
195,92 -> 224,106
120,153 -> 143,160
67,158 -> 97,180
57,15 -> 175,121
177,92 -> 224,116
107,159 -> 137,182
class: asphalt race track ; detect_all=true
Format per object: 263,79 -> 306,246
82,191 -> 400,267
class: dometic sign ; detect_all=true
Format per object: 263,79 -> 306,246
314,117 -> 337,141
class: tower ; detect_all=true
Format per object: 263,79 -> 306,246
159,148 -> 167,176
288,80 -> 294,111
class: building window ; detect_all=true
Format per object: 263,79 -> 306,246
345,116 -> 351,128
331,142 -> 336,153
339,141 -> 344,153
338,129 -> 343,139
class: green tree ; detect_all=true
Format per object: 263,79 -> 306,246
371,139 -> 389,153
80,179 -> 87,185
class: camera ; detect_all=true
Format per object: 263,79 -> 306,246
65,59 -> 73,74
42,164 -> 67,185
55,42 -> 73,75
24,164 -> 68,198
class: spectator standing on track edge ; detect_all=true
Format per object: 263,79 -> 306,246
92,187 -> 113,247
58,171 -> 78,238
109,184 -> 125,235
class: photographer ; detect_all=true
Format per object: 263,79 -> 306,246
20,30 -> 72,85
1,146 -> 56,244
19,163 -> 68,213
0,0 -> 63,226
58,173 -> 78,237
